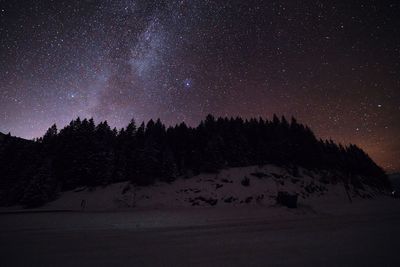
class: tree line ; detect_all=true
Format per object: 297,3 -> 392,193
0,114 -> 390,207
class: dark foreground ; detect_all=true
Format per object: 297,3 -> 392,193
1,205 -> 400,266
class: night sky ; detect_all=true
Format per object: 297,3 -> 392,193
0,0 -> 399,171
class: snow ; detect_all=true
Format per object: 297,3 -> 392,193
1,165 -> 399,266
1,197 -> 400,266
40,165 -> 374,212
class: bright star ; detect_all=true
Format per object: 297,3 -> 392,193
183,78 -> 192,88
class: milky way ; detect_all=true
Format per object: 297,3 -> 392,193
0,0 -> 399,171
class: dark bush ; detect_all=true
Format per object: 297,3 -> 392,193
245,196 -> 253,203
276,191 -> 298,208
241,177 -> 250,186
224,196 -> 237,203
250,172 -> 269,178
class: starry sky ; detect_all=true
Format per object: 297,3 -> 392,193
0,0 -> 399,171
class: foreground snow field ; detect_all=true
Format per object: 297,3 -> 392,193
1,198 -> 400,266
1,165 -> 399,266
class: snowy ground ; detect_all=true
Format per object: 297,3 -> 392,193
1,199 -> 400,266
33,165 -> 383,211
1,165 -> 400,266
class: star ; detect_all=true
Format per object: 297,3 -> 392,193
183,78 -> 192,89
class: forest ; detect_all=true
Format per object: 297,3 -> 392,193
0,115 -> 390,207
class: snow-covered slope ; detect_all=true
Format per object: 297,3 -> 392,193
43,165 -> 383,211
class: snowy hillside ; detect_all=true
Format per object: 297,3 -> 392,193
42,165 -> 383,211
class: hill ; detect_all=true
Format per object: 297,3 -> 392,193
0,115 -> 390,208
40,164 -> 382,212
